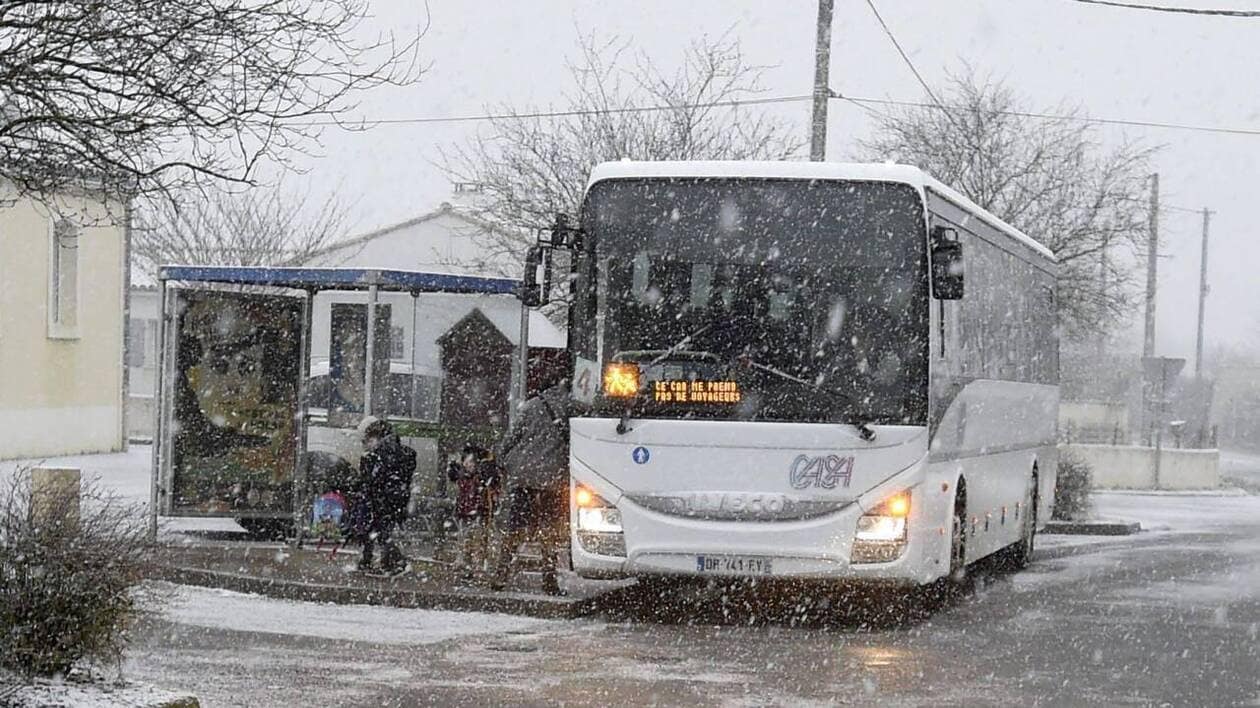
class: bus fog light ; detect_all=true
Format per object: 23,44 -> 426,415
577,531 -> 627,557
851,540 -> 907,564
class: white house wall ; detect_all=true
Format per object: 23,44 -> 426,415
0,192 -> 126,459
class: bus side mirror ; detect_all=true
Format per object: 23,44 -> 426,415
522,245 -> 546,307
931,226 -> 964,300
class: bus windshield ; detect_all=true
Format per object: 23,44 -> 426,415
576,177 -> 930,425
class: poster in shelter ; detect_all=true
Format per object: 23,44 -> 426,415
170,290 -> 303,514
328,302 -> 391,427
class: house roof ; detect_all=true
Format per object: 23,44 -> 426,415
311,202 -> 514,259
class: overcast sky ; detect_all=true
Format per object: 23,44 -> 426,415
300,0 -> 1260,364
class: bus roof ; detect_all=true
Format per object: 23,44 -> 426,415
586,161 -> 1056,263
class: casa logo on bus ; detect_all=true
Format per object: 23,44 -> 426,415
789,454 -> 855,490
652,379 -> 741,404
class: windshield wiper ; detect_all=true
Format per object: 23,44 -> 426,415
741,358 -> 878,441
644,322 -> 718,368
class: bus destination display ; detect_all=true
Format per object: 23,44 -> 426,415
652,380 -> 741,404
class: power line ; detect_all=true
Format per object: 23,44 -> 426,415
285,83 -> 1260,145
862,0 -> 948,111
288,94 -> 814,128
1072,0 -> 1260,17
837,95 -> 1211,214
835,92 -> 1260,138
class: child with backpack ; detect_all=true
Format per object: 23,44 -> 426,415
448,443 -> 502,580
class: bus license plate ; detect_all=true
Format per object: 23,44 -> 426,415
696,555 -> 774,576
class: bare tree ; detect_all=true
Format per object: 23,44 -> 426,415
858,70 -> 1156,340
132,183 -> 352,279
439,32 -> 805,278
0,0 -> 425,205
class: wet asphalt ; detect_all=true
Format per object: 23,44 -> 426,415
127,495 -> 1260,707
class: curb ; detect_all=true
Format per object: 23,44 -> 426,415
1043,520 -> 1141,536
1093,488 -> 1248,497
153,566 -> 597,620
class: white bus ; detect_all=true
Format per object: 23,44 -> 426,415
537,161 -> 1058,587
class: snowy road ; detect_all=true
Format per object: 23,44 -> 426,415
121,492 -> 1260,707
1221,448 -> 1260,491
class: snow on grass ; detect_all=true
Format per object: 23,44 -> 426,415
1014,493 -> 1260,599
1,672 -> 196,708
157,582 -> 553,645
0,445 -> 153,506
1092,491 -> 1260,533
0,444 -> 242,535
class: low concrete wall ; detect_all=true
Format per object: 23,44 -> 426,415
1063,444 -> 1219,490
127,394 -> 155,441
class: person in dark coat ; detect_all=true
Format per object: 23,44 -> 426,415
491,381 -> 570,595
350,417 -> 417,574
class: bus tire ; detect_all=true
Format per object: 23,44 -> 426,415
947,482 -> 968,584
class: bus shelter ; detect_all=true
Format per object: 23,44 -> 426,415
149,266 -> 530,542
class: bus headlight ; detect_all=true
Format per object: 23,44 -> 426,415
852,491 -> 910,564
578,506 -> 623,534
575,484 -> 626,557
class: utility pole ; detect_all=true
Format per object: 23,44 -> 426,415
1141,173 -> 1159,445
1195,207 -> 1212,379
1143,173 -> 1159,358
1097,234 -> 1110,360
809,0 -> 834,162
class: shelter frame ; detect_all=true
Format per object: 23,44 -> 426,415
148,266 -> 521,543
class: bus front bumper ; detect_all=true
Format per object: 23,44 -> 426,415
570,485 -> 951,587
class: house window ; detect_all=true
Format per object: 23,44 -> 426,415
126,319 -> 147,368
48,219 -> 79,338
146,319 -> 159,367
390,326 -> 406,359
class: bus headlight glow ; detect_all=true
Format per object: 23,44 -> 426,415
855,515 -> 906,542
578,506 -> 623,534
575,485 -> 626,557
852,491 -> 911,564
603,362 -> 641,398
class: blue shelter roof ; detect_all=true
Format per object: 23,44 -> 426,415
158,266 -> 518,296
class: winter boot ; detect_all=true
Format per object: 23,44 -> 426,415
541,572 -> 564,596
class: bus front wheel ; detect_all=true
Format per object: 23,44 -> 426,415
947,483 -> 968,584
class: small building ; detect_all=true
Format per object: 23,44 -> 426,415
127,193 -> 565,439
0,190 -> 128,459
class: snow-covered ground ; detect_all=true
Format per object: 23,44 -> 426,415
0,444 -> 240,534
13,441 -> 1240,704
123,488 -> 1260,706
1094,488 -> 1259,532
1220,448 -> 1260,490
159,583 -> 553,646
